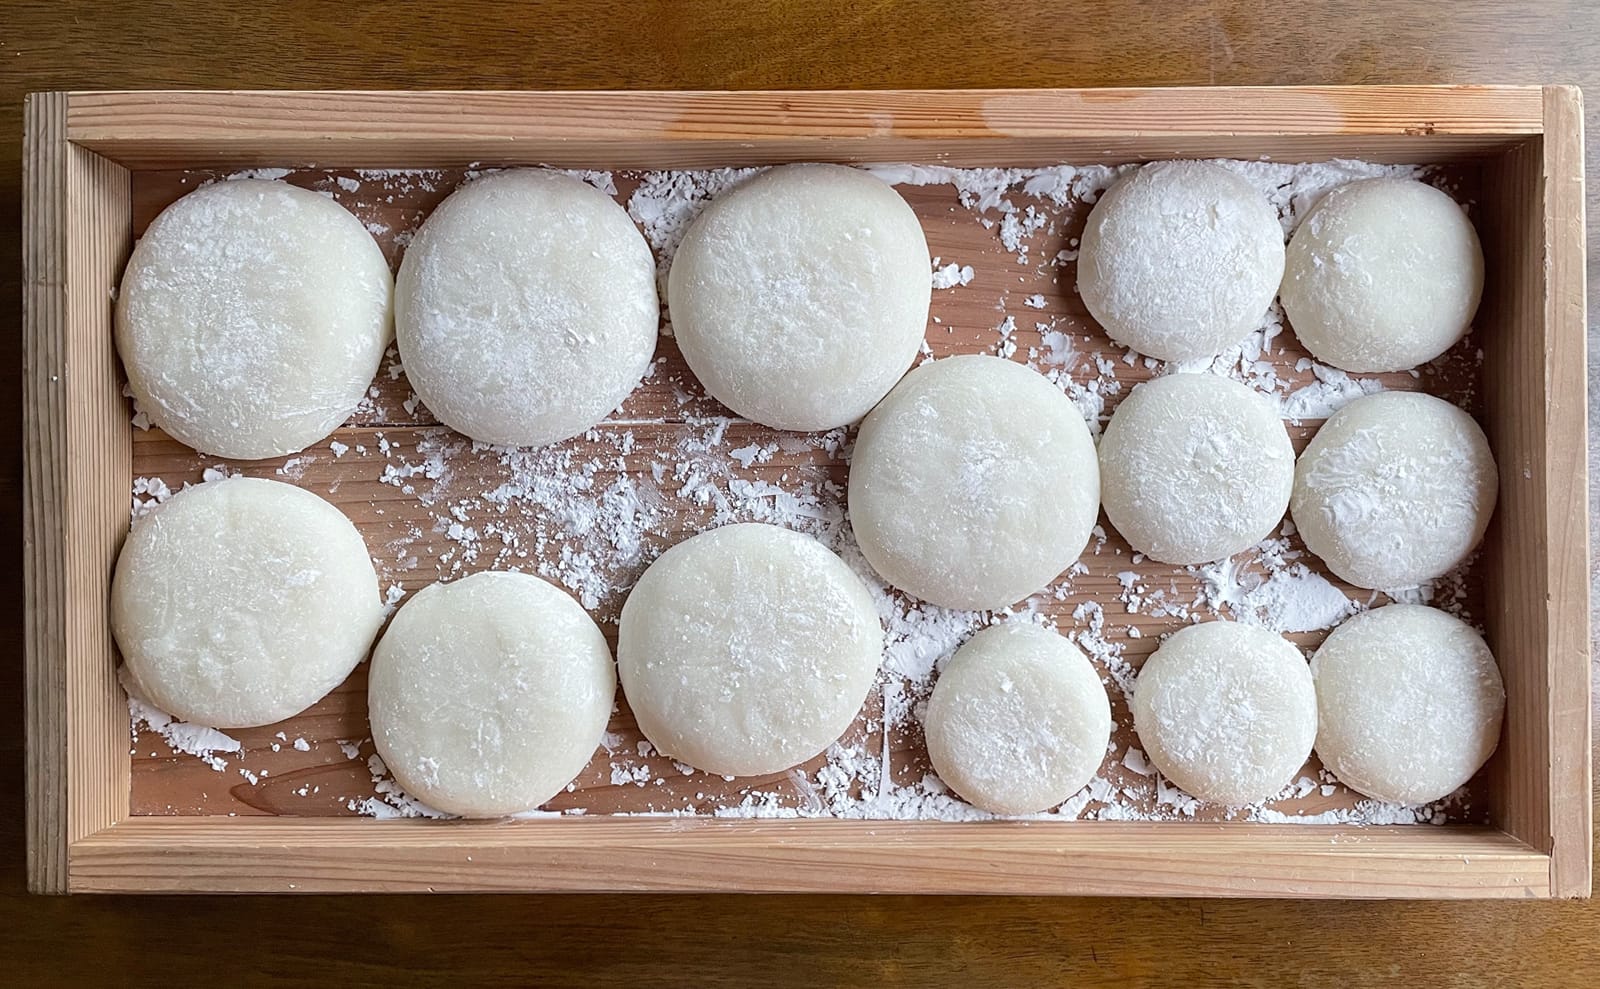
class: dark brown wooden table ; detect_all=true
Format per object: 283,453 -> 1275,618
3,2 -> 1596,984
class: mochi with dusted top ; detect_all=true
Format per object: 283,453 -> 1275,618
924,623 -> 1112,815
848,355 -> 1100,611
667,164 -> 931,430
1291,391 -> 1498,590
617,523 -> 883,778
1282,177 -> 1484,373
116,178 -> 393,459
1099,372 -> 1294,565
396,169 -> 658,448
1077,161 -> 1285,362
112,476 -> 384,729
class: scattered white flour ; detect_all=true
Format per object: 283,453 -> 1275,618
931,259 -> 975,289
128,157 -> 1477,828
125,678 -> 241,773
1281,360 -> 1387,421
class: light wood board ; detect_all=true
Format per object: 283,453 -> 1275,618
123,162 -> 1486,825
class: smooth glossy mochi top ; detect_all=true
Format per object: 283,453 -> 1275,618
396,169 -> 659,448
116,178 -> 393,460
667,163 -> 931,431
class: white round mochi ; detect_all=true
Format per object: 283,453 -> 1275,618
1077,161 -> 1285,362
1291,391 -> 1498,590
617,523 -> 883,777
1281,178 -> 1484,373
1131,622 -> 1316,806
111,476 -> 383,728
848,355 -> 1100,611
115,179 -> 392,460
1311,604 -> 1504,805
368,571 -> 616,818
1099,373 -> 1294,565
667,164 -> 930,430
396,169 -> 658,448
924,623 -> 1112,816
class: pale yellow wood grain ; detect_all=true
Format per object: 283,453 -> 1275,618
22,86 -> 1587,897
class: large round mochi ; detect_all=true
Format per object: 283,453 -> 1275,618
1099,373 -> 1294,565
1281,178 -> 1484,373
924,623 -> 1112,815
617,523 -> 883,777
396,169 -> 658,447
1131,622 -> 1316,806
666,163 -> 931,430
1077,161 -> 1285,362
1311,605 -> 1504,805
849,355 -> 1100,611
368,571 -> 616,818
111,476 -> 383,728
115,179 -> 392,460
1291,391 -> 1498,590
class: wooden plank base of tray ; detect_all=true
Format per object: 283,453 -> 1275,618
23,88 -> 1591,896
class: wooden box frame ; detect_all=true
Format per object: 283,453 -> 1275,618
22,87 -> 1590,897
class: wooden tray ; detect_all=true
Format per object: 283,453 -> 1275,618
23,88 -> 1590,897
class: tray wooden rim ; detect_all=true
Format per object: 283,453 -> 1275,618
23,85 -> 1591,897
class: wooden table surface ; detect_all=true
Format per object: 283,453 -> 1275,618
3,1 -> 1596,984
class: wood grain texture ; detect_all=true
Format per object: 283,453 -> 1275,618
2,0 -> 1599,983
1539,85 -> 1591,898
118,163 -> 1486,834
65,87 -> 1543,169
41,97 -> 1561,899
66,818 -> 1550,897
21,94 -> 133,893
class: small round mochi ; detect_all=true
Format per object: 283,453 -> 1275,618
368,571 -> 616,818
617,523 -> 883,777
1281,178 -> 1484,373
1131,622 -> 1316,806
1077,161 -> 1285,362
1311,605 -> 1504,805
924,623 -> 1112,815
667,164 -> 930,430
849,355 -> 1100,610
115,178 -> 392,459
111,476 -> 383,728
1291,391 -> 1497,590
1099,373 -> 1294,565
396,169 -> 658,447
